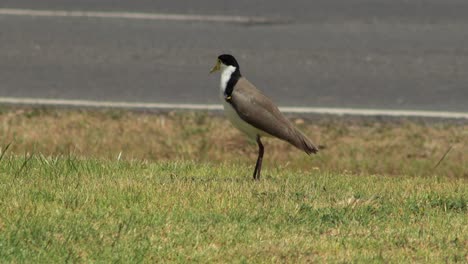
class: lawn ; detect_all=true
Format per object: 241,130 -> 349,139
0,108 -> 467,262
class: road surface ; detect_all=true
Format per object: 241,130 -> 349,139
1,0 -> 467,112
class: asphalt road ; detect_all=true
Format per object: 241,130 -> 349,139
1,0 -> 468,112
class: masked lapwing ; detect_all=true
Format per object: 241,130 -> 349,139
210,54 -> 318,180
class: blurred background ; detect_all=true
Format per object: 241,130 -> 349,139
1,0 -> 467,112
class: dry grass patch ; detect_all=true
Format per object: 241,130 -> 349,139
0,107 -> 466,178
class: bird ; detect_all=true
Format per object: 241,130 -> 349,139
210,54 -> 318,180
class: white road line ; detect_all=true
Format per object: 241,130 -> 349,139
1,97 -> 467,119
0,8 -> 274,24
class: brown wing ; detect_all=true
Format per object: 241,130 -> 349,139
229,78 -> 318,154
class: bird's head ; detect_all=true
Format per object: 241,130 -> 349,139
210,54 -> 241,75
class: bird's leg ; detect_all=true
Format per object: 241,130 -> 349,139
253,135 -> 264,181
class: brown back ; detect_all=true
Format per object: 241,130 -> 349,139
229,78 -> 318,154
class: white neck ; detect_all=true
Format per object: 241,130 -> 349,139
220,65 -> 237,93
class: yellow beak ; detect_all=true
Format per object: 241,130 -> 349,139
210,60 -> 221,73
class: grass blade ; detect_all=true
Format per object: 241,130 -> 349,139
0,142 -> 12,163
433,146 -> 453,170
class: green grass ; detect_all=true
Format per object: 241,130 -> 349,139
0,155 -> 466,262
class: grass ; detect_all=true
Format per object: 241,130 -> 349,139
0,107 -> 466,178
0,107 -> 467,262
0,157 -> 466,262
